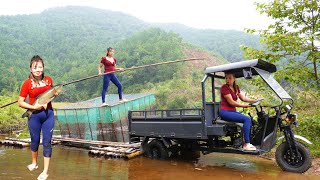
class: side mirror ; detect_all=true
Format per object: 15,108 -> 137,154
243,68 -> 253,79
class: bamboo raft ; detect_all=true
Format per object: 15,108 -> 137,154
52,137 -> 140,147
52,137 -> 142,160
0,138 -> 30,148
0,137 -> 143,159
88,146 -> 142,160
0,137 -> 60,148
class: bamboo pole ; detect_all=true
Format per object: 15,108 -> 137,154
62,57 -> 204,86
0,100 -> 18,108
0,58 -> 205,108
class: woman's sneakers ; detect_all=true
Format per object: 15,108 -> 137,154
27,164 -> 48,180
37,172 -> 48,180
27,163 -> 38,171
119,99 -> 128,103
101,102 -> 109,107
243,143 -> 257,151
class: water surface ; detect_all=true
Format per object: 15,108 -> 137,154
0,144 -> 318,180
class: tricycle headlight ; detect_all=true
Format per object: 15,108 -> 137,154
291,114 -> 297,121
286,114 -> 298,126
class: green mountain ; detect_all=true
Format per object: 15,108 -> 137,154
155,23 -> 261,62
0,6 -> 258,101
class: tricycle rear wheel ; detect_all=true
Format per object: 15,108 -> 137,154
275,141 -> 312,173
145,139 -> 169,160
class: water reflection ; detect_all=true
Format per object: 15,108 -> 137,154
0,145 -> 318,180
198,153 -> 283,175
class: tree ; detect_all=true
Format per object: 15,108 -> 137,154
242,0 -> 320,84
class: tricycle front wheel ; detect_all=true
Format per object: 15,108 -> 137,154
275,141 -> 312,173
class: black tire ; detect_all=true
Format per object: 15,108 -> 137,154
145,139 -> 169,160
275,141 -> 312,173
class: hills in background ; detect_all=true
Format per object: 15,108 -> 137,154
0,6 -> 260,104
155,23 -> 260,61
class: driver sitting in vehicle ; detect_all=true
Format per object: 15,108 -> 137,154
220,72 -> 257,151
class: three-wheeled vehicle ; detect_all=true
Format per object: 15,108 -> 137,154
128,59 -> 312,173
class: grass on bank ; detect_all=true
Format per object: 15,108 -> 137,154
295,108 -> 320,157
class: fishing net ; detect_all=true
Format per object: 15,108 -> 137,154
55,93 -> 156,142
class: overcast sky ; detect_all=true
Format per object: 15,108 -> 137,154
0,0 -> 272,31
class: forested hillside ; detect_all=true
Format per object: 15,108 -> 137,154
0,6 -> 258,97
156,23 -> 261,62
0,5 -> 228,130
0,26 -> 224,130
0,6 -> 149,96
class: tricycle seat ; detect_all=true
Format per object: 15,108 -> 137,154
215,119 -> 243,128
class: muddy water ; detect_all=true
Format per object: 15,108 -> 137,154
0,144 -> 319,180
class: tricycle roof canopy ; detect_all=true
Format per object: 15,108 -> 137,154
205,59 -> 276,78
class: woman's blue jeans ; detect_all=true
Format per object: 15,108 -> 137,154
101,73 -> 123,103
28,108 -> 54,157
219,110 -> 252,143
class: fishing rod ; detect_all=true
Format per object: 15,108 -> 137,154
62,57 -> 204,86
0,100 -> 18,109
0,57 -> 204,108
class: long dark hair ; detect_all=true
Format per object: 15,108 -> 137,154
29,55 -> 45,85
106,47 -> 114,56
225,72 -> 239,94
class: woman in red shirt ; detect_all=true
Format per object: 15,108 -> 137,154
219,72 -> 257,151
18,55 -> 55,180
98,47 -> 128,106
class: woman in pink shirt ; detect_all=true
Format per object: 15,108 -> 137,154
98,47 -> 127,106
219,72 -> 257,151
